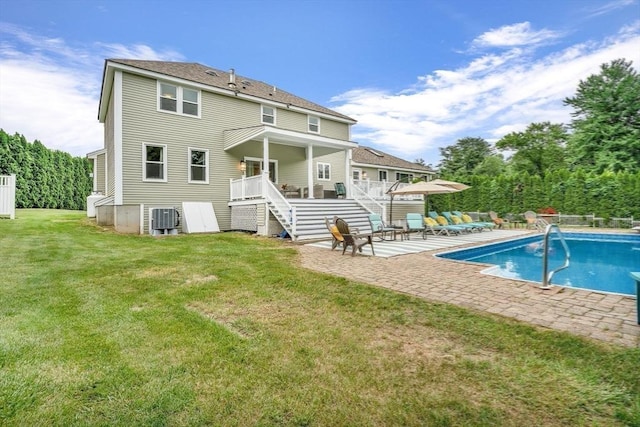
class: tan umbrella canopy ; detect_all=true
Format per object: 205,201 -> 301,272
390,180 -> 462,196
429,178 -> 471,191
388,181 -> 463,224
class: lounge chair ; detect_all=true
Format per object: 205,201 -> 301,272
524,211 -> 548,231
424,216 -> 463,236
404,213 -> 427,240
325,216 -> 344,250
335,217 -> 374,256
453,211 -> 495,231
368,213 -> 399,241
442,212 -> 478,232
489,211 -> 508,229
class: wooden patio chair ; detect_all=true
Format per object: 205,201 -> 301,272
335,217 -> 374,256
489,211 -> 507,229
325,216 -> 344,250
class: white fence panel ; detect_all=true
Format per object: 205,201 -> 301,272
0,174 -> 16,219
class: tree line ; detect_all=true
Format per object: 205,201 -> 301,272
431,58 -> 640,218
0,130 -> 92,210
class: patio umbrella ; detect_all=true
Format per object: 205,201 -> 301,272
389,181 -> 462,224
430,178 -> 471,191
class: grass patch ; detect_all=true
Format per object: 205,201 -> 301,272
1,209 -> 639,426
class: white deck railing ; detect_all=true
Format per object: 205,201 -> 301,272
0,174 -> 16,219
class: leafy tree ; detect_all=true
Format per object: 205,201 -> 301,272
496,122 -> 568,176
564,58 -> 640,173
438,137 -> 493,178
472,155 -> 506,177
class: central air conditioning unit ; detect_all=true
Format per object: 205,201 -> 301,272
150,207 -> 180,236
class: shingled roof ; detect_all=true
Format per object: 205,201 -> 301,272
352,145 -> 434,173
106,59 -> 355,123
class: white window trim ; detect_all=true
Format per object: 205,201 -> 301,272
157,81 -> 201,118
352,169 -> 362,181
317,162 -> 331,181
378,169 -> 388,181
142,143 -> 168,182
188,147 -> 209,184
261,105 -> 276,125
308,115 -> 320,133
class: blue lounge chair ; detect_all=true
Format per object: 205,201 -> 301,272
405,213 -> 427,240
424,216 -> 464,236
368,213 -> 399,241
453,211 -> 495,231
442,211 -> 479,232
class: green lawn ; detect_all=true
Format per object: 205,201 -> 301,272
1,209 -> 639,426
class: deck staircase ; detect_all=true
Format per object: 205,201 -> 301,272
268,199 -> 373,242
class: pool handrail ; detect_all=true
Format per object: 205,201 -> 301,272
541,224 -> 571,289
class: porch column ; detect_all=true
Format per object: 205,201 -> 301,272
345,148 -> 352,198
306,144 -> 314,199
262,136 -> 270,177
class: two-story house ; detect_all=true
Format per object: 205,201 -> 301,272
88,59 -> 433,240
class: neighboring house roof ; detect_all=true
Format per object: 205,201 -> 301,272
352,145 -> 434,174
103,59 -> 355,123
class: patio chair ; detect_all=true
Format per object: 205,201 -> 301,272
489,211 -> 508,229
424,216 -> 463,236
453,211 -> 495,231
368,213 -> 399,241
325,216 -> 344,250
335,217 -> 375,256
334,182 -> 346,198
404,213 -> 427,240
524,211 -> 548,231
442,212 -> 478,232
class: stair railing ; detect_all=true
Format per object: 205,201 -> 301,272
541,224 -> 571,289
351,184 -> 385,218
263,174 -> 296,237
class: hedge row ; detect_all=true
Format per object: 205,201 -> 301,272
429,170 -> 640,219
0,130 -> 92,210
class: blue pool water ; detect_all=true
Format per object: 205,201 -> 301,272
437,233 -> 640,296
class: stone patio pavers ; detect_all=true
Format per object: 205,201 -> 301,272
297,243 -> 639,348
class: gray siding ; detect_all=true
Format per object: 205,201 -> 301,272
116,72 -> 352,232
96,153 -> 106,193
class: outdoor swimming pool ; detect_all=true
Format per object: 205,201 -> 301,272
437,232 -> 640,296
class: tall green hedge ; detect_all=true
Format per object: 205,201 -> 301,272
0,130 -> 92,210
429,170 -> 640,219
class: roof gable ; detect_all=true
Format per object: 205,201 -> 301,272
352,145 -> 433,173
103,59 -> 355,123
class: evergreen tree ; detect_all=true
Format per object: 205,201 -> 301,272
564,58 -> 640,173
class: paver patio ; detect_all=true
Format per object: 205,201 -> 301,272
297,231 -> 639,348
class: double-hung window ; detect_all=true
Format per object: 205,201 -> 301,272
189,148 -> 209,183
262,105 -> 275,124
158,82 -> 200,117
317,162 -> 330,180
378,170 -> 388,181
144,143 -> 167,181
308,116 -> 320,133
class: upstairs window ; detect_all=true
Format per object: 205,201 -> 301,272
396,172 -> 413,183
317,162 -> 330,180
189,148 -> 208,183
158,82 -> 200,117
144,143 -> 167,181
308,116 -> 320,133
262,105 -> 275,124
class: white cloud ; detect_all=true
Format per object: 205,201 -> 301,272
472,22 -> 563,48
0,23 -> 183,157
332,24 -> 640,164
583,0 -> 637,18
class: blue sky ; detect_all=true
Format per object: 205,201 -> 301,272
0,0 -> 638,165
